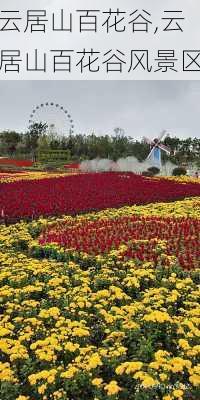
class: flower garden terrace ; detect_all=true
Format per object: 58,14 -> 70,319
39,214 -> 200,271
0,197 -> 200,399
35,197 -> 200,271
0,172 -> 200,221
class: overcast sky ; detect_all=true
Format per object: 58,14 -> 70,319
0,80 -> 200,139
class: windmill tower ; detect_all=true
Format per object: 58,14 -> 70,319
143,130 -> 171,169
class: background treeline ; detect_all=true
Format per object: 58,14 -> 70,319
0,124 -> 200,165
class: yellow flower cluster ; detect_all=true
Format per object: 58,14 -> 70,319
0,170 -> 78,183
160,175 -> 200,184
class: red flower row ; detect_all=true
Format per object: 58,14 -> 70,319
64,163 -> 80,169
0,172 -> 200,219
0,158 -> 33,167
40,215 -> 200,270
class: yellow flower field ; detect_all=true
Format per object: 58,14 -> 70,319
0,197 -> 199,399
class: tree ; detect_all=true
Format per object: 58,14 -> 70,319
113,127 -> 125,137
164,135 -> 181,153
112,130 -> 129,160
25,122 -> 47,161
0,130 -> 21,156
148,166 -> 160,176
129,140 -> 149,161
37,134 -> 51,152
172,167 -> 187,176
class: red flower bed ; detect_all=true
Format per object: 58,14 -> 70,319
0,158 -> 33,167
64,163 -> 80,169
0,172 -> 200,219
0,170 -> 25,175
40,215 -> 200,270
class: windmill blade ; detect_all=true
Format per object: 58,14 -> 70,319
143,136 -> 154,145
157,130 -> 167,143
146,145 -> 155,159
158,143 -> 171,154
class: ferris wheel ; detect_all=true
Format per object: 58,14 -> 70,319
28,102 -> 74,136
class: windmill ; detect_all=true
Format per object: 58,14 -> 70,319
143,130 -> 171,169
